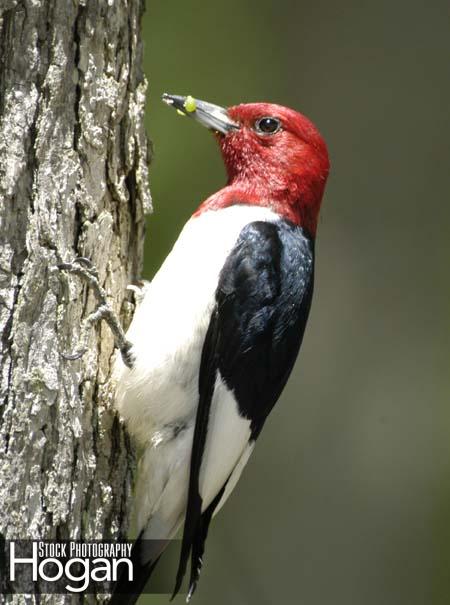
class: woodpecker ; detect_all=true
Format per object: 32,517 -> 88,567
108,93 -> 330,603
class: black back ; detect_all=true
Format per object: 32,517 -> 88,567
216,219 -> 314,437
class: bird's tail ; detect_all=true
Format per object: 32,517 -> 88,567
108,532 -> 168,605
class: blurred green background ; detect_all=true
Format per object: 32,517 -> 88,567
138,1 -> 450,604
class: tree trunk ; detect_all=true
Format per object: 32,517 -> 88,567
0,0 -> 151,599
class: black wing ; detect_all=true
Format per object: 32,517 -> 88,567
172,219 -> 315,599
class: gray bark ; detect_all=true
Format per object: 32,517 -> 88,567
0,0 -> 151,601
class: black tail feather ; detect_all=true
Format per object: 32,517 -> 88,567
172,482 -> 227,601
171,491 -> 201,600
186,485 -> 225,601
108,533 -> 167,605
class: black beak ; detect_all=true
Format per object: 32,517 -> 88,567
162,93 -> 239,134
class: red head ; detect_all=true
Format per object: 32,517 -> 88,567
162,95 -> 330,237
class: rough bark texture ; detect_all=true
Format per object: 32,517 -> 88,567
0,0 -> 151,600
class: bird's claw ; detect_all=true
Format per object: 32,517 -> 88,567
60,348 -> 88,361
71,256 -> 94,269
58,257 -> 134,368
58,257 -> 99,280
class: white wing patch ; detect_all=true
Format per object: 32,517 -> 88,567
199,372 -> 252,510
213,442 -> 255,516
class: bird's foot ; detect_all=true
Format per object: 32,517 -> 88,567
58,257 -> 134,368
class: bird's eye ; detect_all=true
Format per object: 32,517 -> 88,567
254,117 -> 281,135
